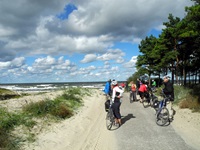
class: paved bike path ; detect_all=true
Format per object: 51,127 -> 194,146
114,92 -> 196,150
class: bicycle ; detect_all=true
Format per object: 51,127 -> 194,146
142,87 -> 159,108
106,102 -> 120,130
155,92 -> 170,126
142,91 -> 152,108
142,96 -> 150,108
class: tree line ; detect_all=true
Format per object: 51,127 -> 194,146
135,0 -> 199,86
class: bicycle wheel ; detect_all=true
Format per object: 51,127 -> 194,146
106,110 -> 114,130
142,98 -> 149,108
156,107 -> 169,126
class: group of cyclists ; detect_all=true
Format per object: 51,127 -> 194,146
103,75 -> 175,127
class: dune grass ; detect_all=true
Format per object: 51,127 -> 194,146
0,87 -> 91,150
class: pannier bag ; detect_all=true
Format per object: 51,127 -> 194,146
105,100 -> 110,112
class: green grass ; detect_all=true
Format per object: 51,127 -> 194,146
0,87 -> 91,150
0,108 -> 28,150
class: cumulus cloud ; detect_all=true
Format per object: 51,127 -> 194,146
123,56 -> 138,68
97,49 -> 125,63
80,54 -> 97,63
0,57 -> 25,69
0,0 -> 193,82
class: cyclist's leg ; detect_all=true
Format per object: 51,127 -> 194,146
166,101 -> 173,120
112,102 -> 121,125
133,91 -> 137,101
139,92 -> 144,103
130,91 -> 133,100
145,92 -> 150,103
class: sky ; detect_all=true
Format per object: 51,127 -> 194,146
0,0 -> 193,83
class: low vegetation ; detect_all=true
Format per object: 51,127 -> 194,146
0,88 -> 20,100
0,87 -> 91,150
174,85 -> 200,112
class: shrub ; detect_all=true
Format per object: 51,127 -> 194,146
51,104 -> 73,119
175,86 -> 200,112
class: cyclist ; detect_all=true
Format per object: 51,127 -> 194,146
136,78 -> 141,95
111,80 -> 124,126
103,79 -> 112,100
163,75 -> 175,121
151,79 -> 156,92
138,80 -> 149,103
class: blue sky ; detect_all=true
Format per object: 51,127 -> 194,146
0,0 -> 193,83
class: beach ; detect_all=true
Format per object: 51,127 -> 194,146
0,89 -> 200,150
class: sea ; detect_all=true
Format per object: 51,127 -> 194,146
0,81 -> 126,93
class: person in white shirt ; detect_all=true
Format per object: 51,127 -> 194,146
111,80 -> 124,126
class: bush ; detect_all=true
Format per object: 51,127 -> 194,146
175,85 -> 200,112
51,104 -> 73,119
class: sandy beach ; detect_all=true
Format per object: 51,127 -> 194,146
0,89 -> 200,150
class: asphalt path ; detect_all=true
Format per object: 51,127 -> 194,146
114,92 -> 196,150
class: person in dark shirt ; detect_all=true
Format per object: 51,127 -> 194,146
136,78 -> 141,95
163,76 -> 174,100
163,75 -> 175,121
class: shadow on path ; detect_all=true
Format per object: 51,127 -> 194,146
121,114 -> 136,125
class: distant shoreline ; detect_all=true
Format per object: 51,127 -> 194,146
0,81 -> 127,92
0,80 -> 126,85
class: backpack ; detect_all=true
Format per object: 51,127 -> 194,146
105,100 -> 110,112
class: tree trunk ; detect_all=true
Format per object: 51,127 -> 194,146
183,66 -> 186,86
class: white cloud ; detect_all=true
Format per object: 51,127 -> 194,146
154,24 -> 166,31
0,57 -> 25,70
81,54 -> 97,63
0,0 -> 193,83
97,49 -> 125,63
123,56 -> 138,68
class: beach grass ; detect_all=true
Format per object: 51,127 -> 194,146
0,87 -> 91,150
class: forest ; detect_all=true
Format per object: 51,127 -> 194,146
135,0 -> 199,86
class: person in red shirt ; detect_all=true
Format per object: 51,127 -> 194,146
138,80 -> 149,103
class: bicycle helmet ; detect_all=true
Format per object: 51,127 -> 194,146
111,80 -> 118,86
163,75 -> 170,80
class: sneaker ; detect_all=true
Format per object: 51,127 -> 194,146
169,117 -> 174,122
